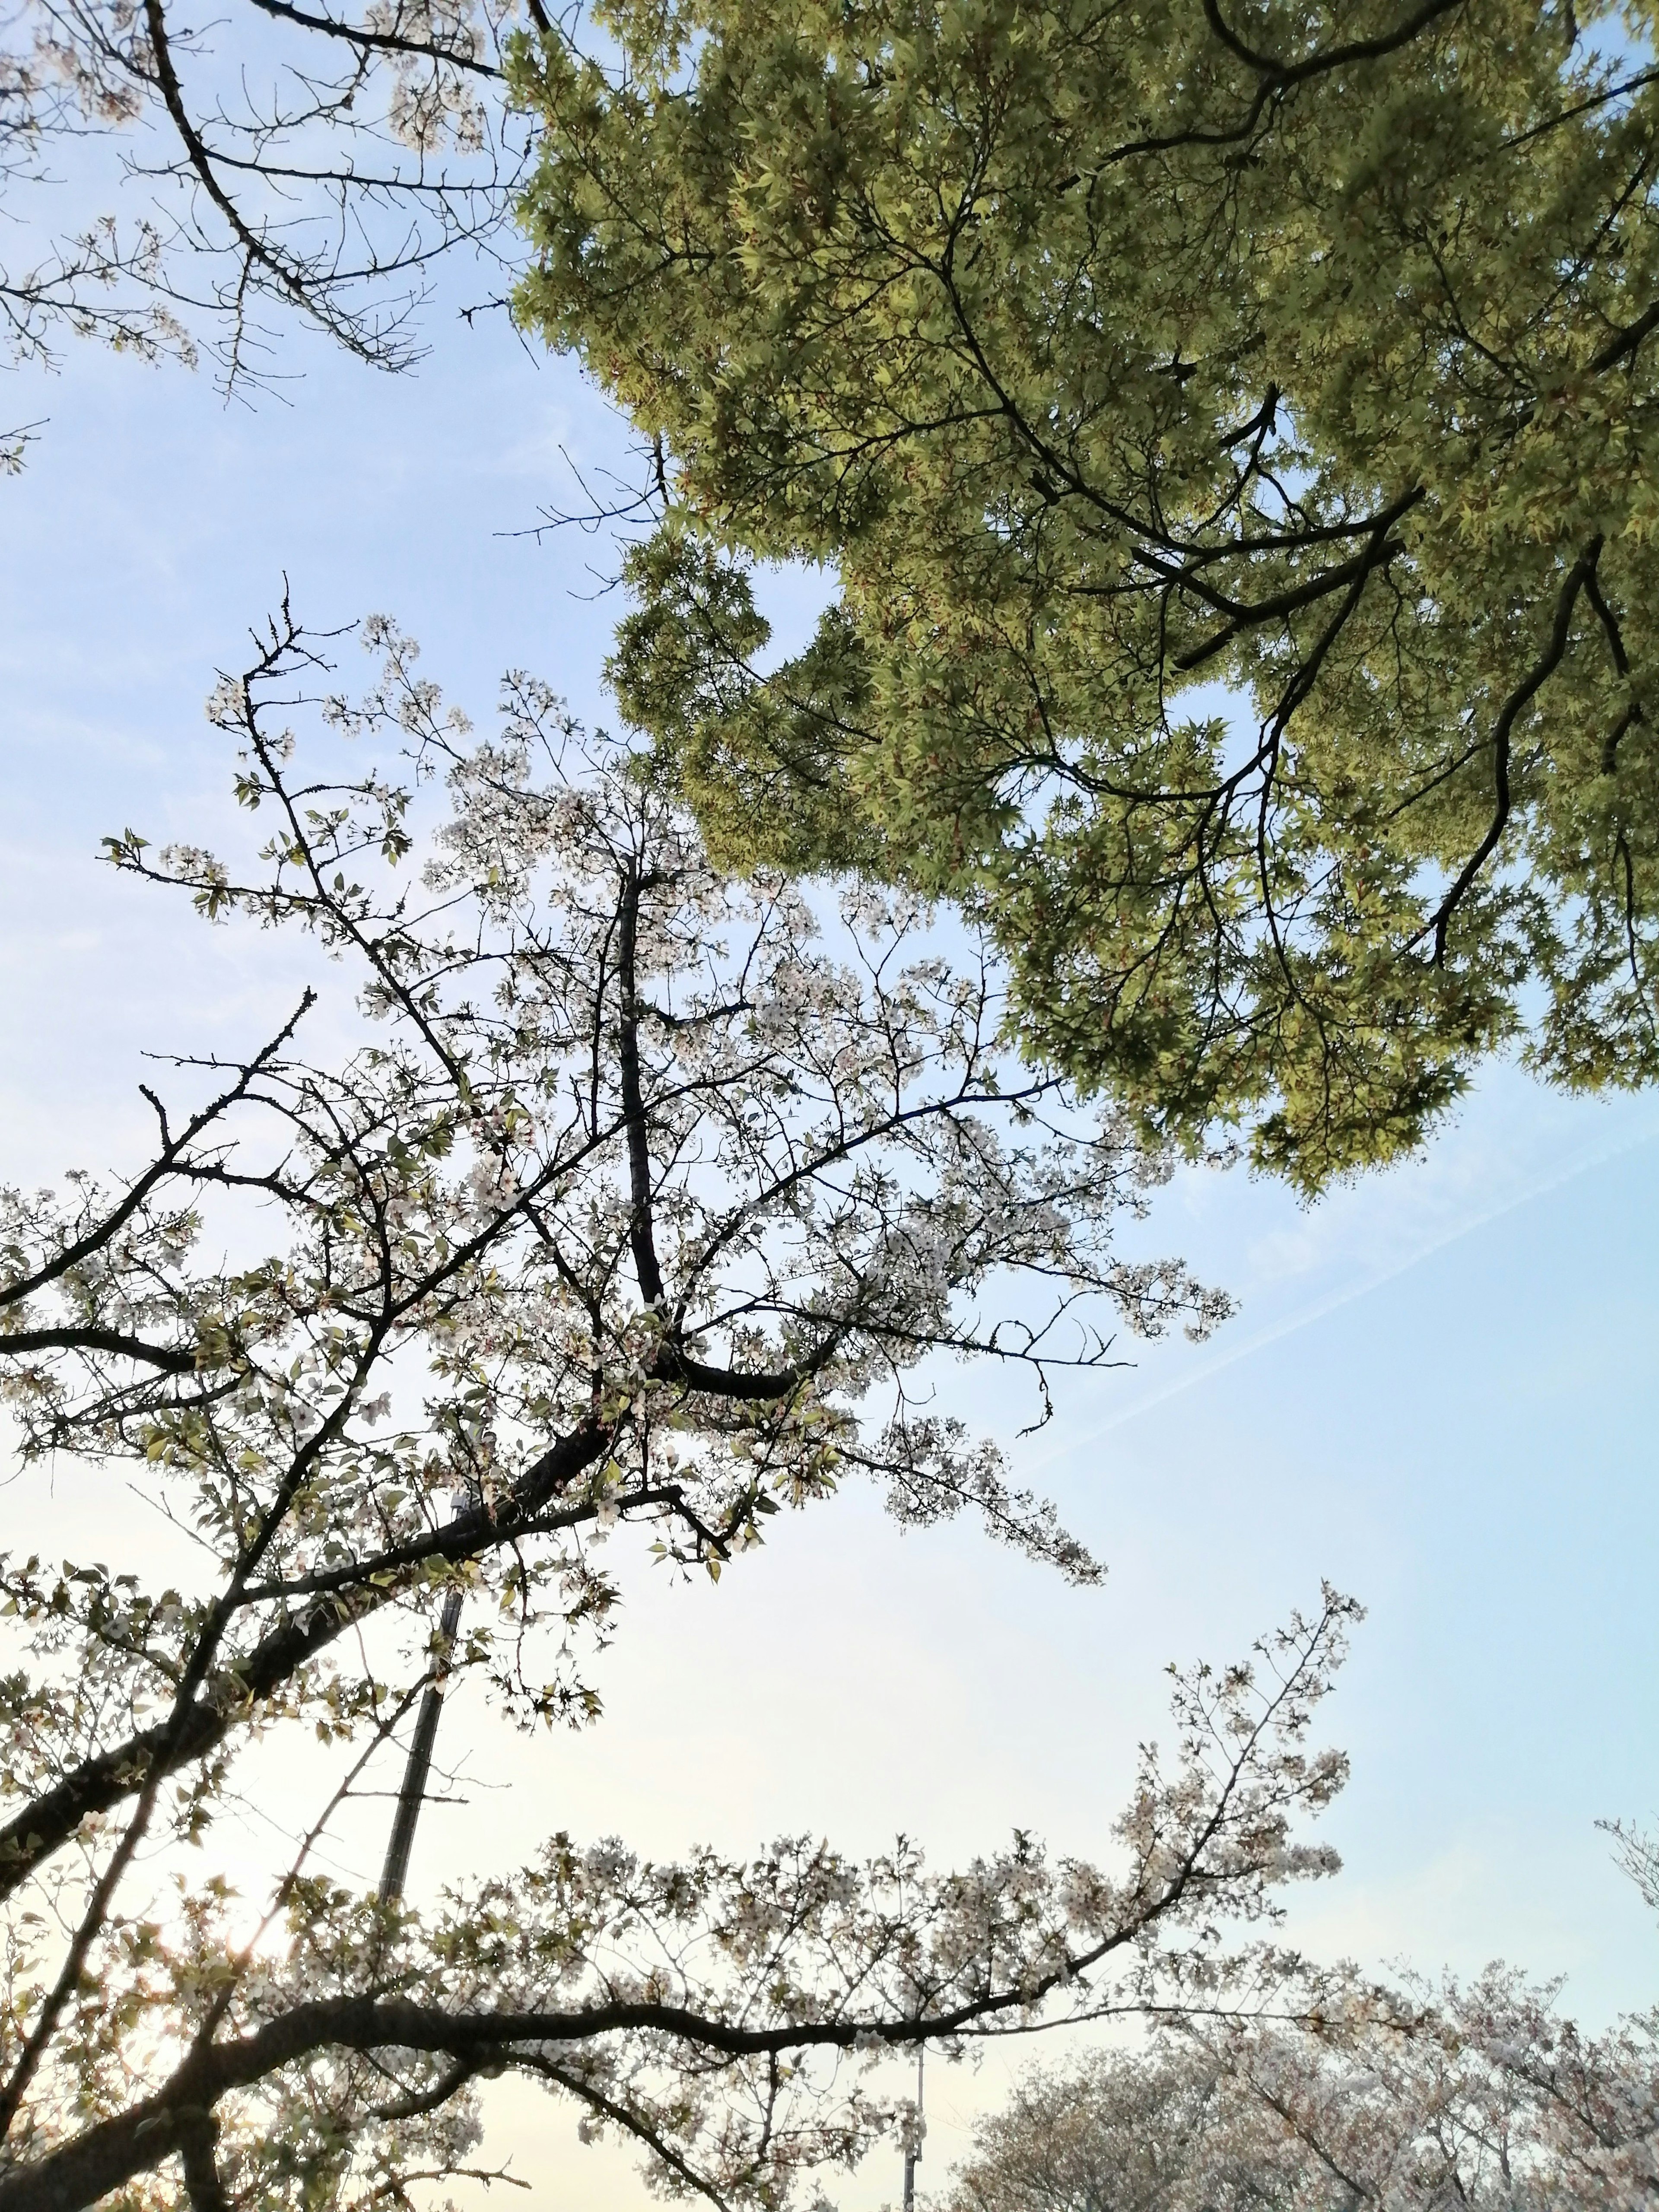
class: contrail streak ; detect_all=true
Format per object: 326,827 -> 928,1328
1027,1116 -> 1659,1465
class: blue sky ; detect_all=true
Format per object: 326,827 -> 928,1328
3,274 -> 1658,2206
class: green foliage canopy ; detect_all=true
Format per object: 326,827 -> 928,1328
514,0 -> 1659,1185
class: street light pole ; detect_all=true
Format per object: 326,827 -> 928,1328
378,1586 -> 464,1905
902,2046 -> 925,2212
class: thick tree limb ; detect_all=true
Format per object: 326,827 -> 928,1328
0,1971 -> 1119,2212
0,1328 -> 202,1373
1428,538 -> 1603,961
0,1419 -> 612,1903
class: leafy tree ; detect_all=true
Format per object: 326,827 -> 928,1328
512,0 -> 1659,1185
0,606 -> 1359,2212
946,1961 -> 1659,2210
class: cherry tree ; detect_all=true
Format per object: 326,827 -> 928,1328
947,1967 -> 1659,2209
0,608 -> 1358,2212
0,0 -> 531,400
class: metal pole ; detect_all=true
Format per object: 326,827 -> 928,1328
902,2046 -> 924,2212
378,1587 -> 464,1905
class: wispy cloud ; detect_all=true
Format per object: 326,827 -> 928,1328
1029,1110 -> 1659,1463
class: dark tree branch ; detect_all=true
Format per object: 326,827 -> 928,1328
175,2109 -> 232,2212
616,858 -> 669,1314
0,1327 -> 203,1374
0,1416 -> 612,1903
140,0 -> 374,358
244,0 -> 504,75
1428,538 -> 1604,962
1585,298 -> 1659,376
0,992 -> 313,1314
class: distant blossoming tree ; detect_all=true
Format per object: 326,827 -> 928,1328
947,1962 -> 1659,2212
0,607 -> 1359,2212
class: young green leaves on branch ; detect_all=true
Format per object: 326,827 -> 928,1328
514,0 -> 1659,1185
